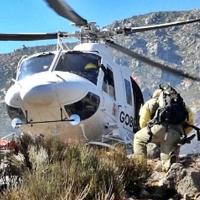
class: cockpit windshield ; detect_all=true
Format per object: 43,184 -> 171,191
55,52 -> 101,85
17,53 -> 55,81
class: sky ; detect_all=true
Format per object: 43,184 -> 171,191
0,0 -> 200,54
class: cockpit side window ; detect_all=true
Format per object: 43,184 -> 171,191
17,54 -> 55,81
64,92 -> 100,120
55,52 -> 100,85
102,67 -> 116,100
124,78 -> 133,105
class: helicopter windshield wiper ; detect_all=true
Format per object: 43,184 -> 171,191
36,52 -> 55,57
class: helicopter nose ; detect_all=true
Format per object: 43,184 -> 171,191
5,84 -> 22,107
20,83 -> 56,106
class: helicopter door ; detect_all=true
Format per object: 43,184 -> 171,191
119,69 -> 135,132
131,78 -> 144,132
101,65 -> 118,122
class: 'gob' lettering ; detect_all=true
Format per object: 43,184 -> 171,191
119,111 -> 133,127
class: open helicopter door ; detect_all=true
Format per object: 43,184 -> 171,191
99,58 -> 138,145
130,77 -> 144,133
118,67 -> 136,133
99,61 -> 118,132
117,67 -> 144,145
98,58 -> 125,144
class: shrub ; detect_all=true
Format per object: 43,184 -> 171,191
0,135 -> 152,200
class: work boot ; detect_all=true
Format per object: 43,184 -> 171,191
162,151 -> 177,172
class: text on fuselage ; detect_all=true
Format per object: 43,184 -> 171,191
119,111 -> 133,127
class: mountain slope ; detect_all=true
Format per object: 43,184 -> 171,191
0,10 -> 200,155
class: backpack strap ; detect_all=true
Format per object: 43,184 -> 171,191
159,84 -> 165,91
185,122 -> 200,141
179,134 -> 196,145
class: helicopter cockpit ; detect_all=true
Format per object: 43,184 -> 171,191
16,51 -> 101,85
17,52 -> 55,81
55,52 -> 100,85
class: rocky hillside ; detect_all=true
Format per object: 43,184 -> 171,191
111,9 -> 200,102
0,9 -> 200,153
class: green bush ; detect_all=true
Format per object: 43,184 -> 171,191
0,136 -> 152,200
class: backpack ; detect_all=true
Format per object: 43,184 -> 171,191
151,85 -> 188,125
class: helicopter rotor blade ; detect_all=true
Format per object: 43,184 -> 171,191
44,0 -> 87,26
0,33 -> 58,41
105,40 -> 200,82
115,18 -> 200,34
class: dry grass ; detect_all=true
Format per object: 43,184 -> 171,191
0,135 -> 152,200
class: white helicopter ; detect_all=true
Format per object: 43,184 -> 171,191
2,0 -> 200,149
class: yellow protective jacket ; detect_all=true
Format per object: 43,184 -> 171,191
139,98 -> 194,135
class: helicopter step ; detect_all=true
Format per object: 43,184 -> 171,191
86,121 -> 134,154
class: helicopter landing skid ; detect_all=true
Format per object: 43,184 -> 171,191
86,141 -> 133,155
85,141 -> 120,152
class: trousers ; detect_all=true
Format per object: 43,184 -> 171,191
133,123 -> 184,171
